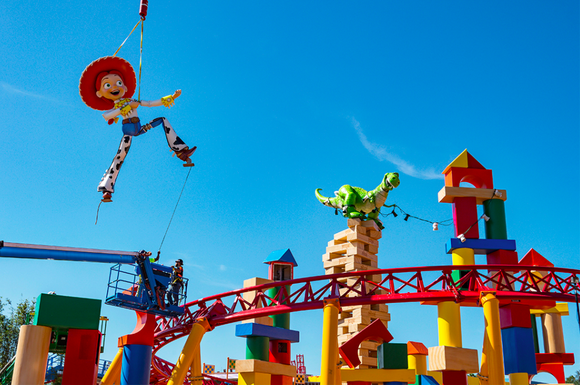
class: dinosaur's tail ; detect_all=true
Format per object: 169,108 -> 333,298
315,189 -> 341,209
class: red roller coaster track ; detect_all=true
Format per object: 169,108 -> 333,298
150,264 -> 580,383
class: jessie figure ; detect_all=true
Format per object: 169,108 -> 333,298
79,56 -> 196,201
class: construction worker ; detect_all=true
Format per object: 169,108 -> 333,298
167,259 -> 184,306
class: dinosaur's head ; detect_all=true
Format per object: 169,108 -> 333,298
384,172 -> 400,190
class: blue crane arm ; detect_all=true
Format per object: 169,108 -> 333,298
0,241 -> 139,264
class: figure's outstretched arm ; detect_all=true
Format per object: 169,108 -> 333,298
140,90 -> 182,108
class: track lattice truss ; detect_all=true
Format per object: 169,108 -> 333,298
150,265 -> 580,383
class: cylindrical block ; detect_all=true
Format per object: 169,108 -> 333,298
483,199 -> 508,240
541,313 -> 566,353
268,286 -> 291,329
12,325 -> 52,385
168,320 -> 210,385
101,348 -> 123,385
121,344 -> 153,385
437,301 -> 462,347
509,372 -> 529,385
452,248 -> 475,266
408,354 -> 427,375
320,299 -> 340,385
246,336 -> 269,360
481,292 -> 505,385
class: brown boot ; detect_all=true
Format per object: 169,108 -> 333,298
173,146 -> 197,162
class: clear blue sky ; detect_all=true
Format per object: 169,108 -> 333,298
1,1 -> 578,382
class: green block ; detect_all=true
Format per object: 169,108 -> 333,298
483,199 -> 508,240
267,286 -> 291,329
33,294 -> 101,331
451,270 -> 469,291
246,336 -> 269,360
377,342 -> 408,369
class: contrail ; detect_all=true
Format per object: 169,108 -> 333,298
352,117 -> 442,180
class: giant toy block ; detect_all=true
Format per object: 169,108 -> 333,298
501,327 -> 537,375
339,318 -> 393,368
427,346 -> 479,373
339,368 -> 415,383
242,277 -> 274,326
236,359 -> 297,385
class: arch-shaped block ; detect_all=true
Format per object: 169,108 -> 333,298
118,311 -> 156,347
339,319 -> 393,368
532,362 -> 565,384
444,168 -> 494,189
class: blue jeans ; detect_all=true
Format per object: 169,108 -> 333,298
167,282 -> 182,305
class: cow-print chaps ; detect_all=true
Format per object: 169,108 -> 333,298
98,117 -> 189,193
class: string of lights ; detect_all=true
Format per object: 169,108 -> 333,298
381,204 -> 453,230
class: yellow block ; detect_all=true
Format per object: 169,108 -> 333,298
452,248 -> 475,266
467,375 -> 480,385
437,301 -> 462,347
508,373 -> 528,385
236,360 -> 296,377
443,149 -> 470,173
239,372 -> 272,385
426,371 -> 443,384
530,302 -> 569,316
339,368 -> 415,383
428,346 -> 479,373
408,354 -> 427,375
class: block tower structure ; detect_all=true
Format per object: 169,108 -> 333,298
235,249 -> 299,385
323,218 -> 390,369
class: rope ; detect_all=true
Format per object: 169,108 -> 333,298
95,200 -> 103,225
138,18 -> 144,100
158,168 -> 193,253
113,19 -> 142,57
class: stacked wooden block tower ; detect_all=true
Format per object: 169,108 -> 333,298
323,218 -> 391,369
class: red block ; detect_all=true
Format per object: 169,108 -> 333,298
499,303 -> 531,329
453,197 -> 479,238
536,363 -> 565,384
535,353 -> 575,365
118,311 -> 156,347
62,329 -> 101,385
440,370 -> 467,385
519,248 -> 554,267
339,319 -> 393,368
487,250 -> 518,265
444,168 -> 494,189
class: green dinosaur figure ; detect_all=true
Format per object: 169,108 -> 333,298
315,172 -> 400,229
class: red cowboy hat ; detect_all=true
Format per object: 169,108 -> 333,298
79,56 -> 137,111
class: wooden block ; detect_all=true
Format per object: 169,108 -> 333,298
426,371 -> 443,385
340,368 -> 415,383
438,186 -> 507,205
452,197 -> 479,239
486,249 -> 518,266
334,228 -> 356,241
499,303 -> 531,329
242,278 -> 273,325
236,359 -> 296,377
346,232 -> 379,247
439,370 -> 467,385
378,343 -> 408,369
427,346 -> 479,373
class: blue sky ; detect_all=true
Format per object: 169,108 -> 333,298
0,0 -> 578,382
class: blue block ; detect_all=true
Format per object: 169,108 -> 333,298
446,238 -> 516,255
501,327 -> 537,374
235,323 -> 299,342
383,382 -> 406,385
419,375 -> 440,385
121,344 -> 153,385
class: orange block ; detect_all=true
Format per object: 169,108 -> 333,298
407,341 -> 428,356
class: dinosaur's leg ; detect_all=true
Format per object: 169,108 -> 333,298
339,186 -> 362,218
368,209 -> 384,230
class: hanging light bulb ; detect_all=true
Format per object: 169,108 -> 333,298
404,214 -> 410,221
482,214 -> 490,222
391,209 -> 398,217
458,234 -> 466,243
433,222 -> 439,231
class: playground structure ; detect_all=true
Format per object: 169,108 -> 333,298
1,149 -> 580,385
